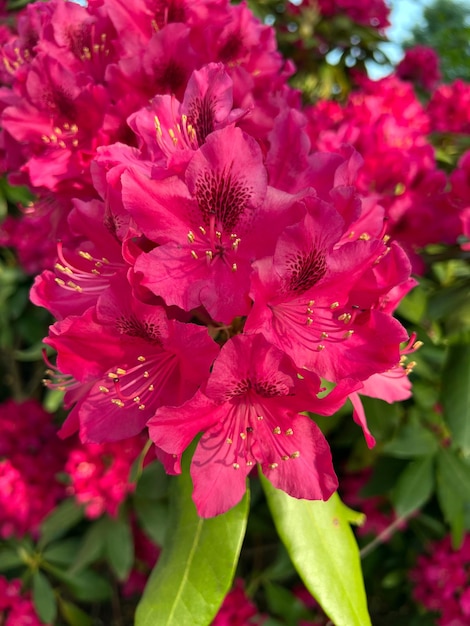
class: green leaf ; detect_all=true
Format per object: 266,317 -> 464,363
261,478 -> 371,626
134,498 -> 168,546
68,519 -> 108,574
0,546 -> 24,572
43,538 -> 82,567
48,564 -> 113,602
392,456 -> 434,518
438,448 -> 470,501
135,453 -> 249,626
264,582 -> 306,623
382,420 -> 439,458
58,598 -> 93,626
104,516 -> 134,581
436,448 -> 470,546
39,499 -> 84,548
441,343 -> 470,456
32,570 -> 57,624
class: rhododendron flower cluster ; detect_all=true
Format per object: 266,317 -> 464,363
65,435 -> 146,518
1,0 -> 416,519
396,45 -> 441,91
0,576 -> 46,626
410,534 -> 470,626
0,398 -> 145,533
211,579 -> 265,626
306,74 -> 464,269
0,399 -> 67,538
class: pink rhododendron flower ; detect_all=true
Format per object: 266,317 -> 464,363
46,275 -> 219,442
0,576 -> 47,626
427,80 -> 470,134
410,534 -> 470,626
396,45 -> 441,91
126,125 -> 297,323
0,399 -> 68,538
246,205 -> 409,384
0,0 -> 418,521
65,435 -> 146,518
30,198 -> 126,318
211,579 -> 265,626
149,333 -> 355,517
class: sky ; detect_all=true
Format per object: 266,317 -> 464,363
377,0 -> 470,71
367,0 -> 432,77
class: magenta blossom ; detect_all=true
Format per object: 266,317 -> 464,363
149,333 -> 355,517
45,275 -> 219,442
125,125 -> 298,323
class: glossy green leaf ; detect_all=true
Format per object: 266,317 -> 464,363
436,448 -> 470,547
441,343 -> 470,456
261,478 -> 371,626
43,538 -> 81,567
58,598 -> 93,626
39,499 -> 84,548
438,448 -> 470,501
382,421 -> 439,458
32,570 -> 57,624
0,546 -> 24,571
46,563 -> 113,602
104,516 -> 134,581
392,456 -> 434,518
135,454 -> 249,626
68,519 -> 108,574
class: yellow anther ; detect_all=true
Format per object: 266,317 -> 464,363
66,281 -> 83,292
